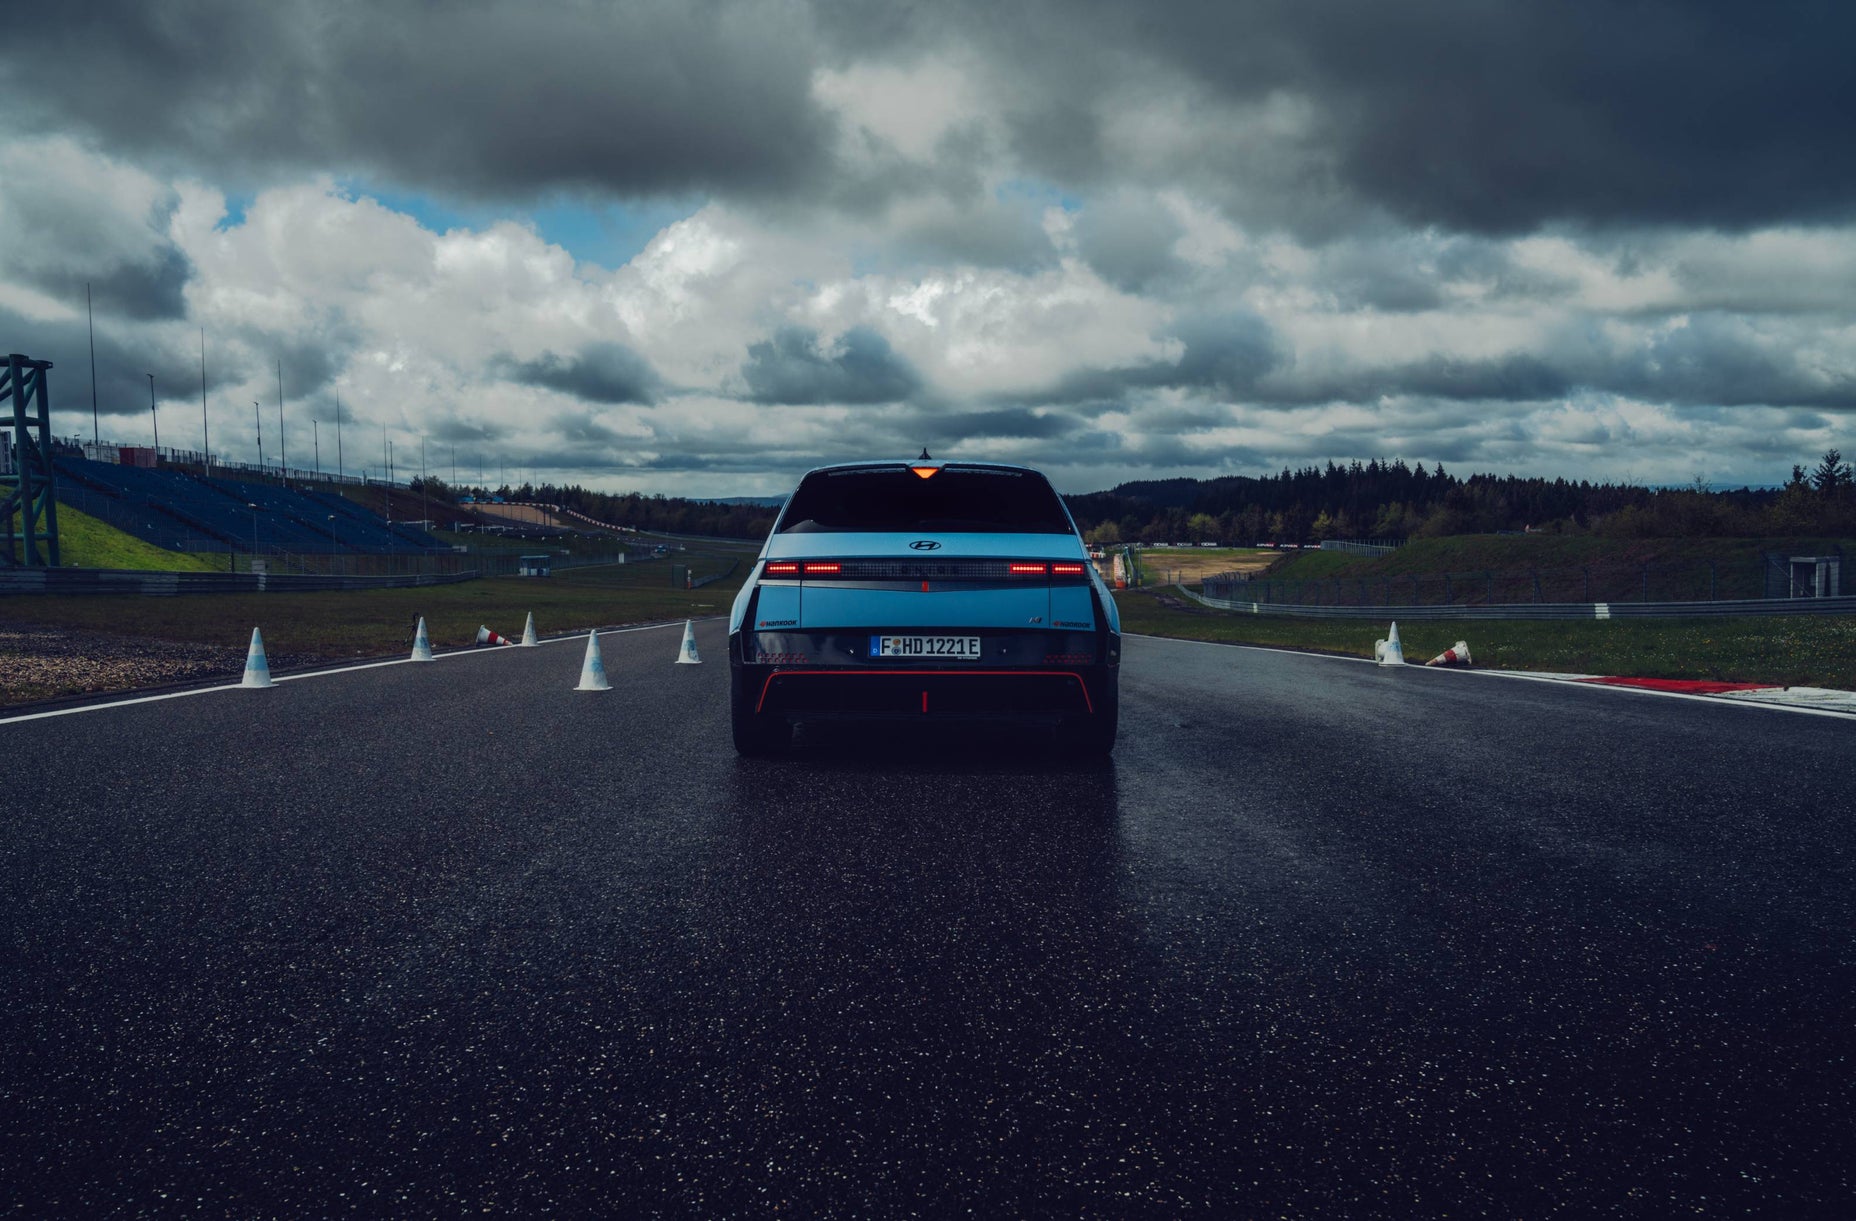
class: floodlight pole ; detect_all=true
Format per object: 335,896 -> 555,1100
313,419 -> 320,478
87,283 -> 98,446
199,326 -> 209,470
276,358 -> 285,480
335,388 -> 343,482
147,373 -> 158,457
254,401 -> 263,473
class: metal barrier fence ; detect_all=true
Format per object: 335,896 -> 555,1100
81,441 -> 387,488
1205,549 -> 1845,607
1318,539 -> 1404,554
209,548 -> 639,578
0,567 -> 479,596
1179,585 -> 1856,620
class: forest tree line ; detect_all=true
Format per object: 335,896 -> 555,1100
1065,451 -> 1856,545
427,450 -> 1856,545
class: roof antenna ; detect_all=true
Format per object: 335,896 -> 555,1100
918,447 -> 932,461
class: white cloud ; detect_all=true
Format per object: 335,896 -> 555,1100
5,133 -> 1854,496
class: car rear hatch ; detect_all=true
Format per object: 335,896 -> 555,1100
752,533 -> 1096,632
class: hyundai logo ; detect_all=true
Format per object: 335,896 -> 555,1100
909,539 -> 942,550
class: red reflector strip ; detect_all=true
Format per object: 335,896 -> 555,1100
803,562 -> 841,574
1008,563 -> 1047,575
1050,563 -> 1086,575
764,562 -> 799,574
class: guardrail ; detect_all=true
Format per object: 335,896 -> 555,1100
691,559 -> 740,589
1318,540 -> 1403,554
0,567 -> 479,596
1175,585 -> 1856,620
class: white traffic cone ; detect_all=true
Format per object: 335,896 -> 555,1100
1426,640 -> 1472,667
476,625 -> 513,647
1377,621 -> 1405,667
242,626 -> 275,688
575,630 -> 611,691
519,612 -> 539,647
411,616 -> 435,661
676,619 -> 700,665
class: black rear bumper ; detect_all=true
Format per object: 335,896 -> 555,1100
746,665 -> 1105,719
731,628 -> 1117,723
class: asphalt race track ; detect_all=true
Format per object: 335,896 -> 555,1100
3,624 -> 1852,1217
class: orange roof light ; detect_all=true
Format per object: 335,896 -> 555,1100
910,446 -> 939,478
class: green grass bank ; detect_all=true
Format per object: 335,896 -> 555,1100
1115,590 -> 1856,689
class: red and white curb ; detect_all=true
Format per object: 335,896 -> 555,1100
1473,669 -> 1856,717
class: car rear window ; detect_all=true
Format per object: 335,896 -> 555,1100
776,466 -> 1075,534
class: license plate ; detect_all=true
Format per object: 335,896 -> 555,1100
870,635 -> 982,660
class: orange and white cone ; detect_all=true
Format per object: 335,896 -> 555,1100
519,612 -> 539,647
675,619 -> 700,664
476,625 -> 513,647
241,626 -> 275,688
575,630 -> 611,691
1426,640 -> 1472,667
1375,621 -> 1405,667
410,616 -> 435,661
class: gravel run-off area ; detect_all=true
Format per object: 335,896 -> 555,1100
0,626 -> 309,708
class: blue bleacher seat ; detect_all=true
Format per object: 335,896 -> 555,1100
51,456 -> 449,556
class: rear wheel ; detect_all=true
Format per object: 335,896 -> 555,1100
1058,671 -> 1118,756
731,666 -> 791,756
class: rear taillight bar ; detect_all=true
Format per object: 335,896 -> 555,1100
761,559 -> 1093,579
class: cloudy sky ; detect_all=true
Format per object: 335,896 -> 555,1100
2,0 -> 1852,496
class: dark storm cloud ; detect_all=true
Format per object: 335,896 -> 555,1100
1145,0 -> 1856,231
1038,312 -> 1285,405
425,417 -> 514,446
1257,355 -> 1574,407
741,326 -> 920,405
551,411 -> 629,448
909,408 -> 1083,443
497,343 -> 661,405
21,246 -> 194,324
0,307 -> 238,419
824,0 -> 1856,234
9,1 -> 1850,234
0,172 -> 195,321
1072,193 -> 1184,291
0,1 -> 832,202
1609,317 -> 1856,410
1029,306 -> 1853,415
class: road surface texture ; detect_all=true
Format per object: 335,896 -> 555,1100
3,625 -> 1851,1217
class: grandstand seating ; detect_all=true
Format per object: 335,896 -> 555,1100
52,456 -> 448,556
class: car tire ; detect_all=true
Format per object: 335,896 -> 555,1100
1058,671 -> 1118,756
731,666 -> 791,757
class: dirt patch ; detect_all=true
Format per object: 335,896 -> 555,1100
1136,549 -> 1277,583
1150,592 -> 1210,614
0,626 -> 322,708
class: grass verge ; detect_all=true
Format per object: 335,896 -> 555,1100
9,505 -> 225,572
0,554 -> 749,708
1115,589 -> 1856,689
